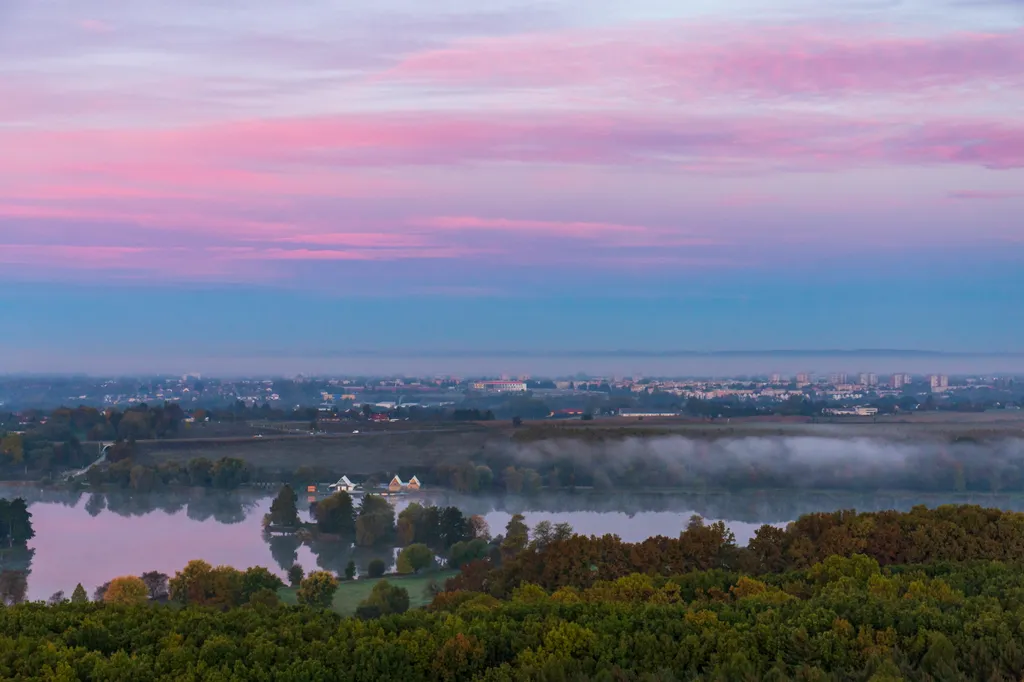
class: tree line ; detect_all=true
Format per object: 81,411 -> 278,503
449,504 -> 1024,597
4,506 -> 1024,678
5,555 -> 1024,678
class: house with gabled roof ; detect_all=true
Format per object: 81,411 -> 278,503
329,475 -> 360,493
387,475 -> 421,492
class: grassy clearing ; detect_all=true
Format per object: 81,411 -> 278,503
278,570 -> 459,615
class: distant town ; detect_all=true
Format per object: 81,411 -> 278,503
0,371 -> 1019,420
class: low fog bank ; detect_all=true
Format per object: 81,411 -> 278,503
500,436 -> 1024,494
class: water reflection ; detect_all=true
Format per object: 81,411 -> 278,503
5,484 -> 1024,600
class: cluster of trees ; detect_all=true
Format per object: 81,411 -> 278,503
0,498 -> 33,548
266,486 -> 398,549
450,505 -> 1024,597
10,553 -> 1024,678
85,456 -> 251,491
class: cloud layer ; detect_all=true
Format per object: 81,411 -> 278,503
1,0 -> 1022,287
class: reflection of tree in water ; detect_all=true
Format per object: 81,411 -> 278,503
296,537 -> 394,577
85,493 -> 107,517
60,491 -> 84,508
350,546 -> 396,577
306,539 -> 355,575
185,494 -> 250,525
0,547 -> 33,605
104,493 -> 162,517
418,490 -> 1024,526
2,487 -> 263,525
265,533 -> 302,572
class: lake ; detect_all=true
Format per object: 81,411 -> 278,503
5,485 -> 1024,601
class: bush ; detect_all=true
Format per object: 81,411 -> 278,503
367,559 -> 386,578
357,580 -> 409,618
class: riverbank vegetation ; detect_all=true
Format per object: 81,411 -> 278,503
3,506 -> 1024,678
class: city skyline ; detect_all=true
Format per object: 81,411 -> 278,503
2,0 -> 1023,370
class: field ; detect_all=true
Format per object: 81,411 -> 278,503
120,412 -> 1024,475
277,570 -> 458,615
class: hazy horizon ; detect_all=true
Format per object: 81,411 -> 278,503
3,350 -> 1023,378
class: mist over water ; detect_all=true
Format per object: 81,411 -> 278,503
505,436 -> 1024,492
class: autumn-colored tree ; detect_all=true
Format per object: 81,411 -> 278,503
103,576 -> 149,605
469,515 -> 491,541
296,571 -> 338,609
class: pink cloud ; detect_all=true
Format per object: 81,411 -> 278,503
0,203 -> 295,237
411,215 -> 726,246
382,22 -> 1024,98
78,19 -> 114,33
7,111 -> 1022,183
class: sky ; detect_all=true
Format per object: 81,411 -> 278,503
1,0 -> 1023,374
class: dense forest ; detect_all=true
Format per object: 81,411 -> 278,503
3,506 -> 1024,678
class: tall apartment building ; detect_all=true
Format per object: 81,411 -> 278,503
858,373 -> 879,386
891,373 -> 905,389
929,375 -> 949,392
795,373 -> 810,385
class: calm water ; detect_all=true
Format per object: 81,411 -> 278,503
5,485 -> 1024,600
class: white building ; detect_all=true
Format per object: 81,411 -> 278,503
328,476 -> 360,493
471,381 -> 528,392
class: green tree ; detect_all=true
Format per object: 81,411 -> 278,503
314,491 -> 356,537
344,561 -> 357,580
70,583 -> 88,603
0,433 -> 24,466
397,502 -> 427,546
397,543 -> 434,574
439,507 -> 469,549
211,457 -> 250,489
241,566 -> 284,602
140,571 -> 169,600
501,513 -> 530,556
367,559 -> 386,578
287,564 -> 304,587
357,579 -> 409,618
246,587 -> 282,608
355,495 -> 395,547
266,485 -> 300,528
296,571 -> 339,609
186,457 -> 214,487
449,539 -> 490,569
